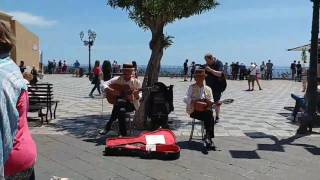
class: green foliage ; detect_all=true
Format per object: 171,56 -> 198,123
301,48 -> 307,63
107,0 -> 218,30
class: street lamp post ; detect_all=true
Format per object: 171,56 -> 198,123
80,29 -> 97,73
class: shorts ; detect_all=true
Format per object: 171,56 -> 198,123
184,69 -> 188,75
248,75 -> 255,82
213,91 -> 222,103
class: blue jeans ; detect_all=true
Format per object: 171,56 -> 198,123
291,94 -> 306,118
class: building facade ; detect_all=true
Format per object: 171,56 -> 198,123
0,11 -> 40,70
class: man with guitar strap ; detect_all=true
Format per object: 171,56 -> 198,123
184,69 -> 215,151
100,63 -> 141,136
203,53 -> 227,123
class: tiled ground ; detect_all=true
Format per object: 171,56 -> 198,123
30,74 -> 308,137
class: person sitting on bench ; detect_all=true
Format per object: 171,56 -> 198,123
184,69 -> 215,150
100,63 -> 141,136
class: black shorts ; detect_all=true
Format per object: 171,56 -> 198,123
213,91 -> 222,103
184,69 -> 188,75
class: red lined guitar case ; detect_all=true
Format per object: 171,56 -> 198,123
104,129 -> 180,160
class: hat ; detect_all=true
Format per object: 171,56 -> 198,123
122,63 -> 134,70
194,69 -> 206,77
23,72 -> 33,82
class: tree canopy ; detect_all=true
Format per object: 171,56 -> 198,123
107,0 -> 219,31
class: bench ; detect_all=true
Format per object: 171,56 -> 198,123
28,83 -> 59,124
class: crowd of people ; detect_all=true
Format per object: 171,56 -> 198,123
290,60 -> 308,92
47,59 -> 68,74
183,59 -> 274,81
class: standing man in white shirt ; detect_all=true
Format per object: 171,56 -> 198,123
247,63 -> 257,91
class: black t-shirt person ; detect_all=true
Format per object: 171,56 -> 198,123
205,59 -> 224,94
291,62 -> 296,72
183,61 -> 188,75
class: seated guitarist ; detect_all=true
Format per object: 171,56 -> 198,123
100,63 -> 141,136
184,69 -> 215,150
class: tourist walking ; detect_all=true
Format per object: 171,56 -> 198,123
19,61 -> 26,73
183,59 -> 188,81
230,62 -> 236,80
223,62 -> 228,79
53,60 -> 56,73
296,61 -> 302,82
30,66 -> 38,85
204,53 -> 226,123
247,63 -> 257,91
102,60 -> 112,81
239,63 -> 246,80
190,61 -> 196,81
266,59 -> 273,80
234,62 -> 239,80
74,60 -> 80,77
290,60 -> 296,80
47,60 -> 53,74
58,60 -> 62,73
0,21 -> 37,180
62,60 -> 67,73
255,63 -> 262,90
260,61 -> 266,80
89,60 -> 102,98
301,60 -> 308,92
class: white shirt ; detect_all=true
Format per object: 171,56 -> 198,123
183,85 -> 208,105
250,65 -> 257,76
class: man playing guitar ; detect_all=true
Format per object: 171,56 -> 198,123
100,63 -> 141,136
184,69 -> 215,151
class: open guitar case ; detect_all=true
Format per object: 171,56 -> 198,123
104,129 -> 180,160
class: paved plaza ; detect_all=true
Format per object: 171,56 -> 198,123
29,75 -> 320,180
31,74 -> 306,137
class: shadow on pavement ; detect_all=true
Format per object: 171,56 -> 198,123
50,114 -> 109,146
226,132 -> 320,159
177,140 -> 204,152
229,150 -> 260,159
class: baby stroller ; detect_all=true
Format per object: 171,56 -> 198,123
146,82 -> 174,130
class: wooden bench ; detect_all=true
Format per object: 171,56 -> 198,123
28,83 -> 59,124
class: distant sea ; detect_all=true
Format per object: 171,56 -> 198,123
45,64 -> 292,78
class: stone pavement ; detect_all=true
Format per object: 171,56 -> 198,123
28,75 -> 320,180
31,74 -> 306,137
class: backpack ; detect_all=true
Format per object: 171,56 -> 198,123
148,82 -> 174,117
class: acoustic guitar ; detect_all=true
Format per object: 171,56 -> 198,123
194,98 -> 234,112
106,84 -> 140,104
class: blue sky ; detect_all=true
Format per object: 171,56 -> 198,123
1,0 -> 313,66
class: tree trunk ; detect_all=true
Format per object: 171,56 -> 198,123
134,26 -> 165,129
297,0 -> 319,134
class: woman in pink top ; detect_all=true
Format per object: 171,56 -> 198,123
0,21 -> 37,179
89,60 -> 102,98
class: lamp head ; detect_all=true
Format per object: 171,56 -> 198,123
80,31 -> 84,41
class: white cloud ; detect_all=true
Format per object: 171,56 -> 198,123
7,11 -> 57,27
